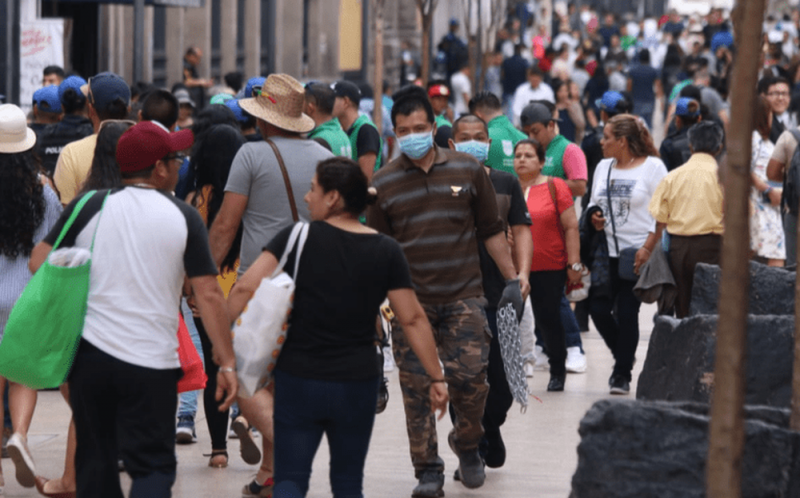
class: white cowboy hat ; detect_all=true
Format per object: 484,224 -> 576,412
0,104 -> 36,154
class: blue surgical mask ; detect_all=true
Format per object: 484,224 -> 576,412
455,140 -> 490,164
398,131 -> 434,160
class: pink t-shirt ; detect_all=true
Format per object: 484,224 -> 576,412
563,143 -> 588,180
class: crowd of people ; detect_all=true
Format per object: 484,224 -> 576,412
1,3 -> 800,498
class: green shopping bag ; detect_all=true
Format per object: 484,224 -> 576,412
0,190 -> 107,389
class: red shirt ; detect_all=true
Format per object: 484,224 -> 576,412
526,178 -> 574,272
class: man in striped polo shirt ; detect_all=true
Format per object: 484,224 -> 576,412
368,86 -> 527,498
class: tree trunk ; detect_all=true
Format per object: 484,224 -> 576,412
421,15 -> 432,84
373,0 -> 384,135
706,1 -> 767,497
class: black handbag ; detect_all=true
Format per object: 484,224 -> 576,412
606,161 -> 639,281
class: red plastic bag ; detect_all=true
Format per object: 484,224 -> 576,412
177,314 -> 207,393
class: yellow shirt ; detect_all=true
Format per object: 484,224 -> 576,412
649,153 -> 724,236
53,133 -> 98,205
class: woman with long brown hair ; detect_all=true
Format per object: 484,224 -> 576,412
587,114 -> 667,395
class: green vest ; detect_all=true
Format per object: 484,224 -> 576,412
542,134 -> 571,180
308,118 -> 353,158
435,114 -> 452,129
486,115 -> 527,176
348,114 -> 383,171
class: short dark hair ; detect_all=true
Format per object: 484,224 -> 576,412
316,157 -> 377,216
452,114 -> 488,136
224,72 -> 244,92
96,99 -> 130,122
121,164 -> 155,180
514,138 -> 545,163
391,85 -> 434,127
305,83 -> 336,115
141,90 -> 179,129
185,46 -> 200,57
688,121 -> 724,154
638,49 -> 651,64
468,91 -> 502,114
43,65 -> 65,79
527,66 -> 545,78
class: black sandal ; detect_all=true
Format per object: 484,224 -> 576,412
206,450 -> 229,468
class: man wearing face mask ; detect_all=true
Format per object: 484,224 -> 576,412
468,91 -> 527,176
447,114 -> 532,472
368,86 -> 528,497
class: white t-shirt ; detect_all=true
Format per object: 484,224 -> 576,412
450,71 -> 472,118
589,157 -> 668,257
512,81 -> 555,126
43,187 -> 218,369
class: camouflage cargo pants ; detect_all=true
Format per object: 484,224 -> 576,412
391,298 -> 491,477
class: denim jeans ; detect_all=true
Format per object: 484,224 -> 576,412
177,299 -> 204,418
273,370 -> 379,498
535,293 -> 584,351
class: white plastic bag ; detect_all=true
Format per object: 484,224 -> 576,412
233,223 -> 309,398
566,268 -> 591,302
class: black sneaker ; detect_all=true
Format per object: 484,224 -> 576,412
547,374 -> 566,392
483,429 -> 506,468
376,377 -> 389,414
411,471 -> 444,497
609,375 -> 630,395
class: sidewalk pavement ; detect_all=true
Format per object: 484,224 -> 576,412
6,303 -> 657,498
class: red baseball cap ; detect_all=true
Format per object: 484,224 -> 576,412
428,84 -> 450,98
116,121 -> 194,173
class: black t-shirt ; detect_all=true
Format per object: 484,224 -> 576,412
265,221 -> 413,380
348,123 -> 381,157
35,115 -> 94,176
479,170 -> 531,308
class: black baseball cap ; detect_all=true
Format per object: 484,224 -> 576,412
331,81 -> 362,105
520,102 -> 559,127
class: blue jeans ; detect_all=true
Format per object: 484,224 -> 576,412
535,294 -> 584,351
273,370 -> 379,498
177,299 -> 204,418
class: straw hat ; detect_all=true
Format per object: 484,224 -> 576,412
238,74 -> 314,133
0,104 -> 36,154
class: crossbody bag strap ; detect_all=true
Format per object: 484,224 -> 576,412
266,138 -> 299,223
52,190 -> 97,250
547,178 -> 566,244
605,160 -> 620,255
270,223 -> 305,279
291,223 -> 310,281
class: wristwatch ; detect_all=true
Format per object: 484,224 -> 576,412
570,263 -> 583,272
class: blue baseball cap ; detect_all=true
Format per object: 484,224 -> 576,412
58,76 -> 87,104
710,31 -> 734,53
224,99 -> 250,123
595,91 -> 626,113
675,97 -> 700,118
88,72 -> 131,112
245,76 -> 266,98
33,85 -> 62,113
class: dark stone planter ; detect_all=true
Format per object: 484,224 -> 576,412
690,262 -> 795,316
570,400 -> 800,498
636,315 -> 793,408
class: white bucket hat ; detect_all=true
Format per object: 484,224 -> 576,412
0,104 -> 36,153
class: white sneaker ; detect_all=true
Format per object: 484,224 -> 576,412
524,362 -> 535,378
565,346 -> 587,373
383,346 -> 394,373
6,433 -> 35,488
533,346 -> 549,371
